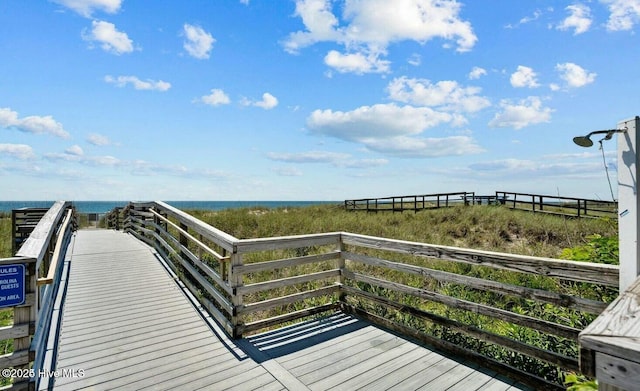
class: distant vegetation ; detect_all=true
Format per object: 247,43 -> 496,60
0,213 -> 13,385
0,212 -> 10,258
186,203 -> 617,260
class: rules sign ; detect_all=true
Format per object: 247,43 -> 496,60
0,265 -> 25,307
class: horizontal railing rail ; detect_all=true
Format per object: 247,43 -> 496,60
496,191 -> 618,218
119,201 -> 618,390
1,201 -> 76,390
339,232 -> 617,390
344,191 -> 476,212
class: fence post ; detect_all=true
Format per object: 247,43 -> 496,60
12,260 -> 36,389
229,251 -> 243,338
337,235 -> 346,304
577,200 -> 582,217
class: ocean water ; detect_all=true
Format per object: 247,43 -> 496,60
0,200 -> 339,214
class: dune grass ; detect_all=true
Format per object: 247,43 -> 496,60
186,203 -> 617,260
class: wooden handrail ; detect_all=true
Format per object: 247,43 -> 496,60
148,208 -> 228,262
15,201 -> 72,266
37,208 -> 74,286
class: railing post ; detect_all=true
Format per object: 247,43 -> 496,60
229,251 -> 243,339
577,200 -> 582,217
338,234 -> 346,303
13,260 -> 36,389
532,196 -> 536,212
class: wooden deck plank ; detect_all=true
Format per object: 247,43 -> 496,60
416,361 -> 480,390
327,345 -> 432,390
290,332 -> 399,377
306,341 -> 420,389
58,313 -> 209,350
355,350 -> 446,390
52,230 -> 276,391
478,377 -> 518,391
387,355 -> 461,390
445,364 -> 496,391
275,327 -> 385,368
57,323 -> 215,364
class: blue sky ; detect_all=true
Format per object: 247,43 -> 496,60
1,0 -> 638,201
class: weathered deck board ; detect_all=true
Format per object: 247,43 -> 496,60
51,230 -> 281,391
50,229 -> 534,391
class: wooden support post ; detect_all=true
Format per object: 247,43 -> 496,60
337,235 -> 345,303
229,251 -> 243,338
532,196 -> 536,212
577,200 -> 582,217
13,261 -> 36,389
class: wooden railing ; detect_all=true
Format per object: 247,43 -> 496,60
496,191 -> 618,218
120,201 -> 618,390
0,201 -> 76,390
344,191 -> 475,212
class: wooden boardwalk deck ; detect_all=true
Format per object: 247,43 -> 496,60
49,230 -> 533,390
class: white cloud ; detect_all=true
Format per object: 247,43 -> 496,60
243,92 -> 278,109
338,158 -> 388,168
104,75 -> 171,91
505,9 -> 543,29
0,144 -> 36,160
183,24 -> 215,59
82,20 -> 134,55
306,103 -> 483,158
0,107 -> 70,138
308,103 -> 452,140
267,151 -> 389,168
45,151 -> 122,166
273,167 -> 303,176
387,77 -> 491,114
53,0 -> 122,17
408,53 -> 421,66
284,0 -> 342,52
510,66 -> 540,88
489,97 -> 553,130
267,151 -> 351,163
198,89 -> 231,106
556,62 -> 596,88
324,50 -> 390,74
557,4 -> 592,35
65,145 -> 84,156
601,0 -> 640,31
284,0 -> 477,74
468,66 -> 487,80
87,133 -> 111,146
467,158 -> 604,178
363,135 -> 484,158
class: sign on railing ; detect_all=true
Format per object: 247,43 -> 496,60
0,264 -> 25,307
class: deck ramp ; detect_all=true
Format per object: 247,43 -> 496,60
50,229 -> 532,390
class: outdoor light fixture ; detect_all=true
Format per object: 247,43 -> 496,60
573,129 -> 626,148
